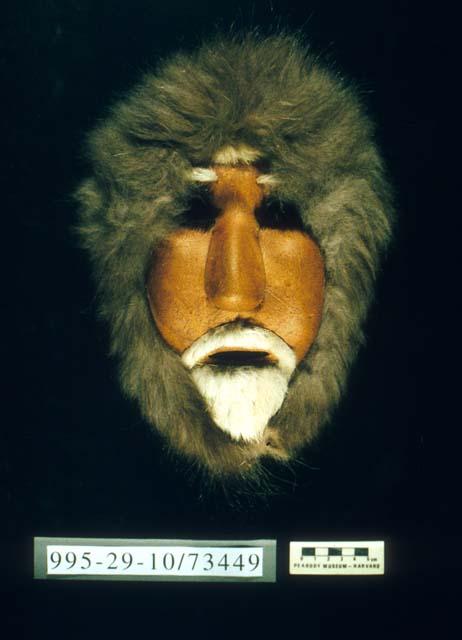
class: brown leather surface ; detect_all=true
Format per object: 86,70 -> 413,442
147,166 -> 325,363
205,167 -> 265,311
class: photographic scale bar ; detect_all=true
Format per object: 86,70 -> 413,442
290,541 -> 384,575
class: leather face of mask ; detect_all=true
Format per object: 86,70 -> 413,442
147,166 -> 325,445
147,166 -> 325,363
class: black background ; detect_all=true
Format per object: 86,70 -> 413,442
2,0 -> 455,637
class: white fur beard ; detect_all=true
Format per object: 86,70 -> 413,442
181,323 -> 296,442
190,365 -> 290,442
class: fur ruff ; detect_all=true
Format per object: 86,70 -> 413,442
75,32 -> 394,478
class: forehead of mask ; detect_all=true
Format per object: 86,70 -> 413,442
147,166 -> 325,363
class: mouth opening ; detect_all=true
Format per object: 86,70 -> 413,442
201,348 -> 277,368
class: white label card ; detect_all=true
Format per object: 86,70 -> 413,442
46,545 -> 263,577
34,538 -> 276,583
290,540 -> 384,575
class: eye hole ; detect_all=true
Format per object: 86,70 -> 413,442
177,191 -> 219,230
178,192 -> 305,232
253,159 -> 272,173
256,199 -> 305,231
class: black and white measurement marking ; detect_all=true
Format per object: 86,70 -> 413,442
289,541 -> 384,575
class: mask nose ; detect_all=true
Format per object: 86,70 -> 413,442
205,167 -> 266,311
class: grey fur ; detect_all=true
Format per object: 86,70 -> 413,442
76,33 -> 393,478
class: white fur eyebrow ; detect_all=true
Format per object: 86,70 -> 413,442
189,168 -> 218,182
256,174 -> 279,186
190,168 -> 278,188
189,165 -> 278,189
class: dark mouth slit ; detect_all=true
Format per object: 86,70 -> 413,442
204,350 -> 275,367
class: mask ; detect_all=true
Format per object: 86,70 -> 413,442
76,33 -> 393,478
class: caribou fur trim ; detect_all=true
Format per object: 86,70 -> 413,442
75,32 -> 393,479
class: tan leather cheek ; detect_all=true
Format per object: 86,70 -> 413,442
147,230 -> 212,353
258,229 -> 325,361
